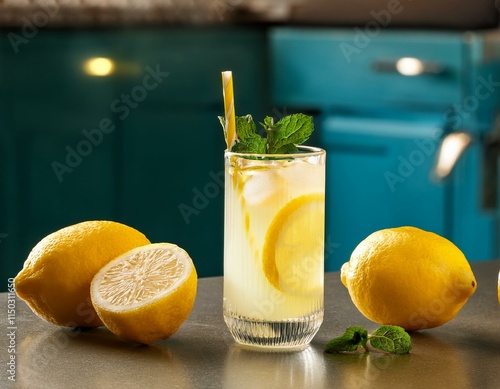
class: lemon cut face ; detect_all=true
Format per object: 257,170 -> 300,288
91,243 -> 197,344
262,193 -> 325,297
96,246 -> 188,309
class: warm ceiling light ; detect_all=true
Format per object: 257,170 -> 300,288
83,57 -> 115,76
396,57 -> 425,76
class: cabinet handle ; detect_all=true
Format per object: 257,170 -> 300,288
372,57 -> 446,76
432,131 -> 472,180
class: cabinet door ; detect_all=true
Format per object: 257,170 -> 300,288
120,109 -> 226,277
320,115 -> 449,271
271,28 -> 463,111
452,143 -> 497,261
0,60 -> 15,279
116,27 -> 268,277
0,28 -> 269,286
13,107 -> 118,252
0,31 -> 118,283
114,27 -> 268,110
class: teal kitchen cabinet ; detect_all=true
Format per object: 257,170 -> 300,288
116,28 -> 268,277
0,32 -> 119,286
0,53 -> 13,278
119,110 -> 226,277
271,28 -> 500,270
0,27 -> 268,289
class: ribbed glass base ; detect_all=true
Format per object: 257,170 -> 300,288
223,310 -> 323,349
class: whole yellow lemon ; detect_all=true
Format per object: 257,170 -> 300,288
340,226 -> 477,331
15,220 -> 150,327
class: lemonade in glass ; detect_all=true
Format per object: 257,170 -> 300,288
223,146 -> 326,348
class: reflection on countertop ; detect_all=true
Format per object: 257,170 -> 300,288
5,261 -> 500,389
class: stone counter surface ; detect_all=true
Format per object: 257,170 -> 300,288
1,260 -> 500,388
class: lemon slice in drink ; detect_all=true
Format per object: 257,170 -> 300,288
90,243 -> 197,344
262,193 -> 325,296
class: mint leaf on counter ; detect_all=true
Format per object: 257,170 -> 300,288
324,325 -> 411,355
220,113 -> 314,154
324,326 -> 368,353
368,325 -> 412,355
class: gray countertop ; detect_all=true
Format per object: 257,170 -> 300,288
1,260 -> 500,388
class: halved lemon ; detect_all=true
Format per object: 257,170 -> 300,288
90,243 -> 197,344
262,193 -> 325,296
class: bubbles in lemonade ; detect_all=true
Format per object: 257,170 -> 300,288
223,148 -> 325,348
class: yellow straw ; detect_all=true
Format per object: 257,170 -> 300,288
221,71 -> 236,150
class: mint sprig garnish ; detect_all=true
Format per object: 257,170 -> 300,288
233,115 -> 267,154
219,113 -> 314,154
262,114 -> 313,154
324,325 -> 412,355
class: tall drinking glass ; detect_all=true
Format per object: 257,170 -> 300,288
223,146 -> 326,348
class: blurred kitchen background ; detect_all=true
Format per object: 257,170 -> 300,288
1,0 -> 500,291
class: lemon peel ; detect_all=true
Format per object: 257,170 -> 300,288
14,220 -> 150,327
341,226 -> 477,331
